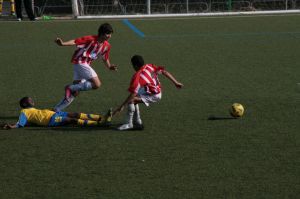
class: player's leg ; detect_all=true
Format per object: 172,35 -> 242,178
48,112 -> 75,127
67,109 -> 113,124
67,112 -> 101,121
66,113 -> 112,127
23,0 -> 35,20
15,0 -> 22,20
58,79 -> 100,112
61,117 -> 100,127
133,104 -> 144,129
117,97 -> 143,131
117,93 -> 162,131
78,109 -> 113,126
89,76 -> 101,89
49,112 -> 101,127
10,0 -> 15,15
67,64 -> 101,93
76,118 -> 99,126
66,79 -> 81,98
54,64 -> 100,112
68,76 -> 101,91
53,79 -> 81,112
54,93 -> 76,112
54,97 -> 74,112
0,0 -> 3,15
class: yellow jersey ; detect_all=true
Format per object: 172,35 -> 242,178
17,108 -> 56,127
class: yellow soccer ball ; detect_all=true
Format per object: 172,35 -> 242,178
230,103 -> 244,118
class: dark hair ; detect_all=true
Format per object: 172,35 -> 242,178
131,55 -> 144,68
98,23 -> 113,36
19,97 -> 30,108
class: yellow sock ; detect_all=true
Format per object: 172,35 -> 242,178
77,119 -> 99,126
10,0 -> 15,14
0,0 -> 3,14
79,113 -> 102,121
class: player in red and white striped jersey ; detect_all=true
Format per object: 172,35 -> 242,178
113,55 -> 183,130
54,23 -> 118,112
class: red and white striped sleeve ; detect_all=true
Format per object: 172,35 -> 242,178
128,72 -> 141,94
101,42 -> 111,61
74,35 -> 95,46
149,64 -> 165,74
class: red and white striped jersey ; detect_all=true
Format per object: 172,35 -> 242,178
71,35 -> 111,65
128,64 -> 165,95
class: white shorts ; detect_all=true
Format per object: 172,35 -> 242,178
73,63 -> 98,81
139,92 -> 162,106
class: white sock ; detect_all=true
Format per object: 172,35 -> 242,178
134,104 -> 142,125
69,81 -> 92,92
54,96 -> 75,112
125,103 -> 135,126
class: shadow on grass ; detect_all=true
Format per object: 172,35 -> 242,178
0,123 -> 144,132
0,124 -> 124,132
207,115 -> 237,120
25,124 -> 122,132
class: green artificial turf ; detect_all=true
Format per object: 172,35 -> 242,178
0,15 -> 299,198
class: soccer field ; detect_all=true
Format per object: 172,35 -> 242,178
0,15 -> 299,198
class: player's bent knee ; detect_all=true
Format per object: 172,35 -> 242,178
67,112 -> 80,118
92,84 -> 100,89
67,118 -> 78,124
132,97 -> 143,104
92,82 -> 101,89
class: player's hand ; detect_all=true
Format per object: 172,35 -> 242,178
113,106 -> 124,116
175,82 -> 183,89
55,38 -> 64,46
109,64 -> 118,71
3,124 -> 12,130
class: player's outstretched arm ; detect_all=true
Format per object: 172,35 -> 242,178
3,123 -> 18,130
113,93 -> 136,116
103,59 -> 118,71
162,70 -> 183,89
55,38 -> 76,46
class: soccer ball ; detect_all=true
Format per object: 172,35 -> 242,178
230,103 -> 244,118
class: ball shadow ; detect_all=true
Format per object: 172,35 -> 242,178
207,115 -> 237,120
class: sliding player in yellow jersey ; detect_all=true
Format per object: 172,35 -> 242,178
3,97 -> 112,129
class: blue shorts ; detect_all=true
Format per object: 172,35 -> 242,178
48,112 -> 68,127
